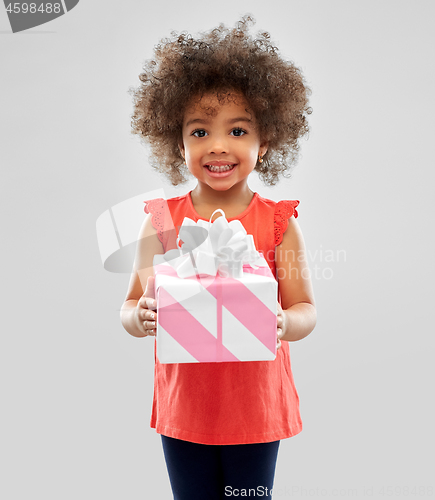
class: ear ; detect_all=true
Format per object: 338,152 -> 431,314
259,142 -> 268,158
178,142 -> 185,160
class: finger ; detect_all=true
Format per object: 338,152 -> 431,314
277,327 -> 283,340
146,310 -> 157,321
139,309 -> 157,321
276,316 -> 283,328
144,275 -> 156,300
143,320 -> 156,335
144,297 -> 157,311
137,295 -> 155,309
276,339 -> 282,350
138,277 -> 157,309
145,326 -> 156,337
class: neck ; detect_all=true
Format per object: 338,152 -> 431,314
191,180 -> 254,209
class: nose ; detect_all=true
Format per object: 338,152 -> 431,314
208,133 -> 228,154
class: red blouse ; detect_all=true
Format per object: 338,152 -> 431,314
144,191 -> 302,445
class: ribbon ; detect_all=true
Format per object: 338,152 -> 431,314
154,209 -> 262,279
217,278 -> 223,362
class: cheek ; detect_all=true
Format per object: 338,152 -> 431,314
186,162 -> 197,175
246,146 -> 260,165
182,137 -> 198,159
184,147 -> 197,165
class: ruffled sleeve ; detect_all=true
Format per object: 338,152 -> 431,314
144,198 -> 166,244
274,200 -> 300,246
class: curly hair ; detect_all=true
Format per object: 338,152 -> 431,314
128,16 -> 312,186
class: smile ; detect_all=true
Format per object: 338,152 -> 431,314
205,164 -> 236,172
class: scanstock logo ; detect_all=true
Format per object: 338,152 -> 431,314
3,0 -> 79,33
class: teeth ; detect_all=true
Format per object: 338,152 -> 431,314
206,164 -> 235,172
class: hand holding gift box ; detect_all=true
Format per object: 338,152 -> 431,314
153,210 -> 278,364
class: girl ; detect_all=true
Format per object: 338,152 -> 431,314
121,16 -> 317,500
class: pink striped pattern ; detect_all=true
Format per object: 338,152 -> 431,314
158,287 -> 239,362
155,261 -> 277,363
205,277 -> 277,354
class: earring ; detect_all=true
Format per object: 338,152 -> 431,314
258,155 -> 263,163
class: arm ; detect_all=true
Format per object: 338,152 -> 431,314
275,216 -> 317,342
120,214 -> 165,338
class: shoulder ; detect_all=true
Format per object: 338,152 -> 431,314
274,199 -> 300,219
255,194 -> 299,216
143,193 -> 190,220
143,192 -> 190,215
143,193 -> 190,245
254,193 -> 276,210
256,196 -> 300,247
252,194 -> 299,246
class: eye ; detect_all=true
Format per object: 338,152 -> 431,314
192,129 -> 208,138
231,128 -> 247,137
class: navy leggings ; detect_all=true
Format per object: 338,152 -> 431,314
161,435 -> 280,499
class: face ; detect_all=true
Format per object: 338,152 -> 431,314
180,92 -> 267,192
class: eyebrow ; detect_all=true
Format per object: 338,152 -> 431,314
185,116 -> 253,127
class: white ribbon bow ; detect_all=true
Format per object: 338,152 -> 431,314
155,209 -> 262,278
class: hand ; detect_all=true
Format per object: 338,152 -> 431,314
276,302 -> 286,351
134,276 -> 158,337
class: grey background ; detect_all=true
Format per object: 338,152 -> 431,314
1,1 -> 434,499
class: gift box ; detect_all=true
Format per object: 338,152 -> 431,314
153,210 -> 278,364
